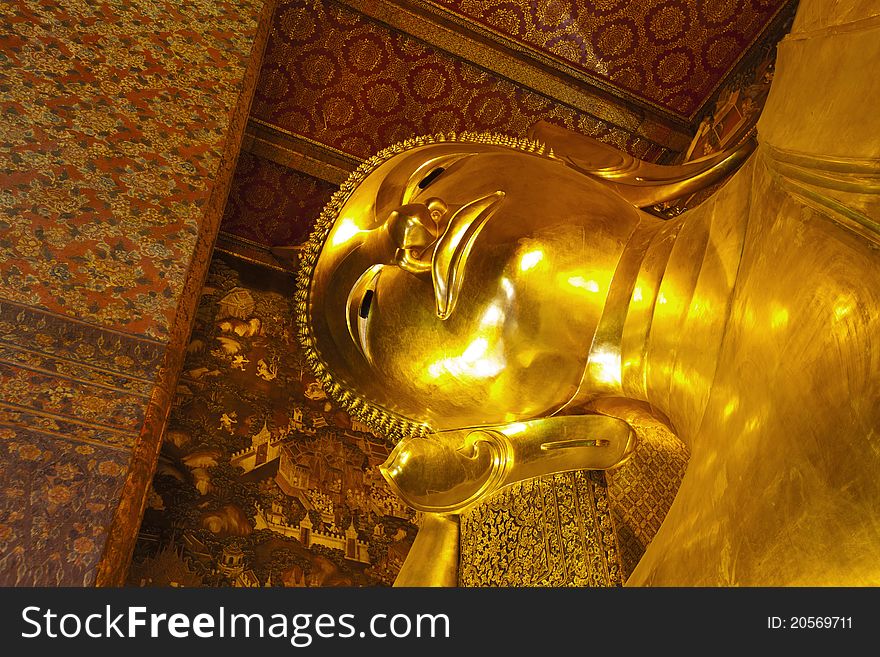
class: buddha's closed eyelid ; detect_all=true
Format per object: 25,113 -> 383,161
346,265 -> 384,364
417,166 -> 445,190
399,153 -> 474,206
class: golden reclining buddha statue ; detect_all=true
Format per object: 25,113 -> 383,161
295,0 -> 880,586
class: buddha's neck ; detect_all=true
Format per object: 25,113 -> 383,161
570,196 -> 749,447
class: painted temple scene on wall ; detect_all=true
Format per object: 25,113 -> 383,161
127,256 -> 418,587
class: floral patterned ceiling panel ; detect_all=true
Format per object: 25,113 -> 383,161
222,0 -> 700,246
249,0 -> 668,161
426,0 -> 789,117
221,152 -> 337,247
219,0 -> 793,248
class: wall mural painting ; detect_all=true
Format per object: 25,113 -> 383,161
128,254 -> 417,587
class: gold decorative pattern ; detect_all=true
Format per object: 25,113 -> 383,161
0,426 -> 132,586
605,421 -> 689,580
456,421 -> 689,586
459,470 -> 622,587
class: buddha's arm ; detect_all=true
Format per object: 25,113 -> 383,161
757,0 -> 880,229
380,415 -> 635,514
393,514 -> 459,587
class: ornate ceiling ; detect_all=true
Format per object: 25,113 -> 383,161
221,151 -> 338,247
253,0 -> 666,160
217,0 -> 793,255
421,0 -> 787,116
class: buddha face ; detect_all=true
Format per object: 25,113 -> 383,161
307,141 -> 644,431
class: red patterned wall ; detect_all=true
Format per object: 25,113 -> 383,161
250,0 -> 668,161
221,152 -> 337,247
428,0 -> 788,117
220,0 -> 679,247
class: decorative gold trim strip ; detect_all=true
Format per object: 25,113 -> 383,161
0,421 -> 135,452
0,296 -> 166,347
0,356 -> 153,398
0,342 -> 158,385
333,0 -> 692,151
214,231 -> 298,272
0,402 -> 139,439
242,118 -> 362,184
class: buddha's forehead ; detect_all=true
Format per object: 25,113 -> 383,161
330,142 -> 510,232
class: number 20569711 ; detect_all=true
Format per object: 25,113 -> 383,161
768,616 -> 852,629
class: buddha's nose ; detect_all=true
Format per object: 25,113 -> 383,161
386,198 -> 448,274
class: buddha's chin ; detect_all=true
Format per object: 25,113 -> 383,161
365,385 -> 576,433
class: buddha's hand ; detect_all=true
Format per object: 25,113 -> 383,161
379,414 -> 636,513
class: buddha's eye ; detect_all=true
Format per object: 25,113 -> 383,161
398,154 -> 472,206
418,167 -> 445,190
347,265 -> 383,363
359,289 -> 374,319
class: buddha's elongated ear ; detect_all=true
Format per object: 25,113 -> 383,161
528,120 -> 755,208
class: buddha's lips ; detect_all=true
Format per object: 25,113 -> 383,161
430,190 -> 505,320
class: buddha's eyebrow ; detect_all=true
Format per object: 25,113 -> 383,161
372,152 -> 476,226
384,153 -> 474,211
